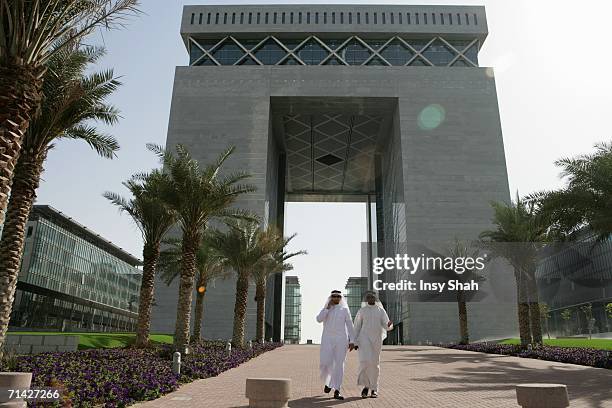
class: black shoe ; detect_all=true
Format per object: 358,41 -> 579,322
334,390 -> 344,400
324,385 -> 331,393
371,390 -> 378,398
361,387 -> 369,398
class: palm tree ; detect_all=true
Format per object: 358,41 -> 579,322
157,234 -> 228,341
252,227 -> 305,343
0,44 -> 122,351
479,195 -> 552,345
148,144 -> 255,351
0,0 -> 140,231
529,142 -> 612,241
209,220 -> 271,347
104,170 -> 176,347
447,240 -> 486,345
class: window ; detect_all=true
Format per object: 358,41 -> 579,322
223,13 -> 227,24
315,12 -> 319,24
349,12 -> 352,24
282,12 -> 285,24
274,12 -> 277,24
399,13 -> 402,24
290,12 -> 294,24
307,12 -> 310,24
474,13 -> 478,25
248,12 -> 252,24
407,13 -> 411,24
332,12 -> 335,24
365,12 -> 369,24
231,13 -> 235,24
390,12 -> 394,24
265,12 -> 268,24
324,12 -> 327,24
340,12 -> 344,24
299,12 -> 302,24
198,13 -> 202,24
465,13 -> 470,25
415,13 -> 419,24
457,13 -> 461,25
215,13 -> 219,24
357,12 -> 360,24
448,13 -> 452,25
374,12 -> 377,24
27,226 -> 33,238
240,13 -> 244,24
340,38 -> 371,65
190,13 -> 194,24
257,12 -> 260,24
207,13 -> 211,24
432,13 -> 436,25
382,13 -> 386,24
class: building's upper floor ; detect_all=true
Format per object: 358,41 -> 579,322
181,4 -> 488,68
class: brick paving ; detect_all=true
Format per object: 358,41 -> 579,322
134,345 -> 612,408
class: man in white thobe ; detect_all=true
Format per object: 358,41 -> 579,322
353,291 -> 393,398
316,290 -> 355,400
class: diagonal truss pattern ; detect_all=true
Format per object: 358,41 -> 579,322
189,35 -> 480,67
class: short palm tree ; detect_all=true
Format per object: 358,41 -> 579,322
447,240 -> 486,345
104,170 -> 176,347
252,227 -> 305,343
529,142 -> 612,241
479,195 -> 552,345
209,220 -> 270,347
157,234 -> 228,341
0,0 -> 140,238
0,44 -> 123,351
148,144 -> 255,351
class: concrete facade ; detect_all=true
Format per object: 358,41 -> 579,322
152,4 -> 518,343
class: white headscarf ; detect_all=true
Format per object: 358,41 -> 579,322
323,290 -> 350,310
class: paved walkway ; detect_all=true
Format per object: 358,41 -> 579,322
134,345 -> 612,408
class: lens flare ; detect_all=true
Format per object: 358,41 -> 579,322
417,104 -> 446,131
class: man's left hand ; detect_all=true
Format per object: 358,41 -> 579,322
387,321 -> 393,328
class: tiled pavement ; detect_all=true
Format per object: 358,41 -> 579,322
134,345 -> 612,408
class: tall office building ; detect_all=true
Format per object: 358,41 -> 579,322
345,277 -> 368,320
10,205 -> 142,332
283,276 -> 301,344
153,4 -> 517,343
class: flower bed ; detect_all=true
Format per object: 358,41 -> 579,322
5,341 -> 281,407
446,343 -> 611,369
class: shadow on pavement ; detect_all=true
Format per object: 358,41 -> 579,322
390,348 -> 612,408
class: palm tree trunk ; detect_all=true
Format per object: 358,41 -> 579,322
255,280 -> 266,343
0,65 -> 43,356
232,271 -> 250,347
525,270 -> 543,345
174,231 -> 200,351
135,242 -> 160,348
516,274 -> 532,346
193,289 -> 205,341
0,151 -> 44,354
457,290 -> 469,345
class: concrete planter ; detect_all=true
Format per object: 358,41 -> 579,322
0,372 -> 32,408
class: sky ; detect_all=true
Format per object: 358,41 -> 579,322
35,0 -> 612,342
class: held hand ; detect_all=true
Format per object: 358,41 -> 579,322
387,321 -> 393,328
348,343 -> 355,351
327,300 -> 333,309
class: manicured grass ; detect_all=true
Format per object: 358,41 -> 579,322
8,332 -> 173,349
500,337 -> 612,350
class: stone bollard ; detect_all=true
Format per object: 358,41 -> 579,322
226,342 -> 232,356
248,340 -> 253,349
246,378 -> 291,408
172,352 -> 181,375
0,372 -> 32,408
516,384 -> 569,408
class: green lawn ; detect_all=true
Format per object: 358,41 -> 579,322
8,332 -> 173,349
500,338 -> 612,350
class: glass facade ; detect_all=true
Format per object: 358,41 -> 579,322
10,206 -> 142,332
345,277 -> 369,320
536,232 -> 612,336
189,35 -> 479,67
284,276 -> 301,344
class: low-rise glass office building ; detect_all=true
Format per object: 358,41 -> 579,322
284,276 -> 301,344
537,231 -> 612,336
9,205 -> 142,332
